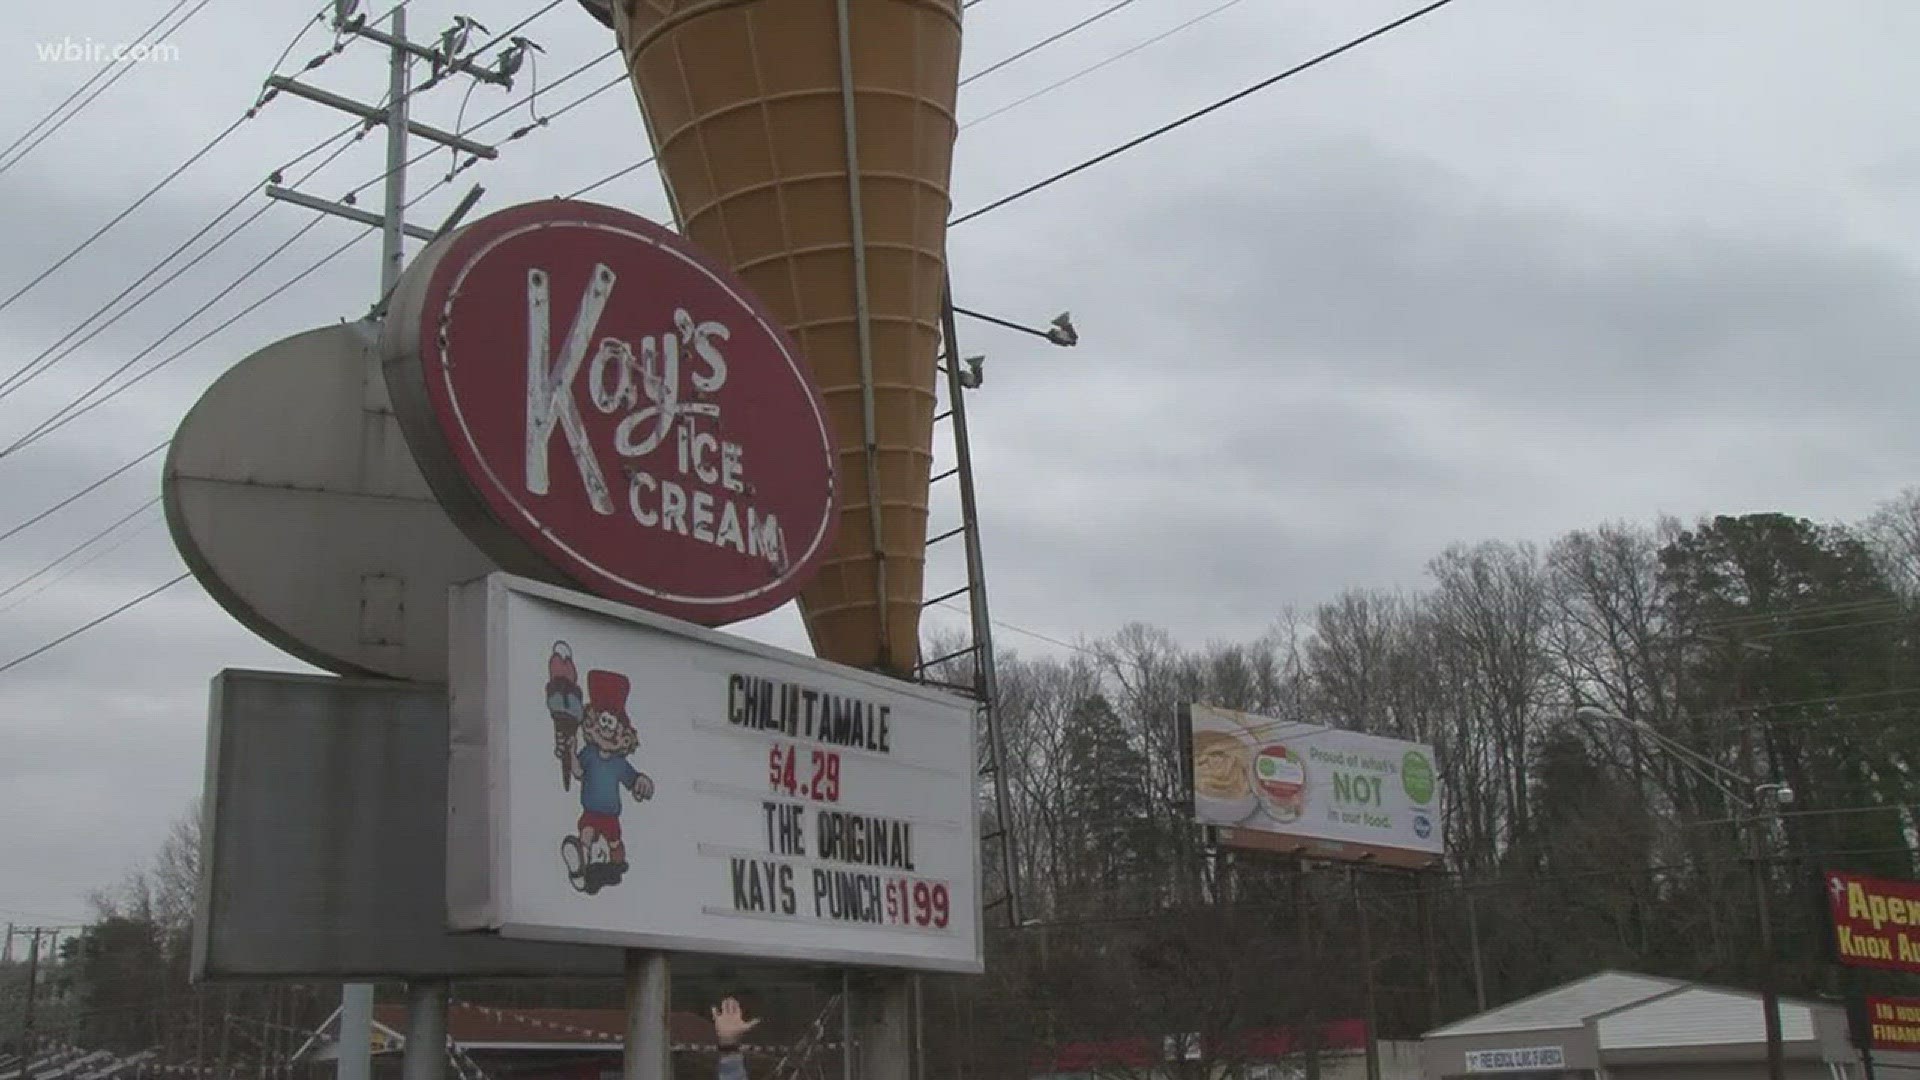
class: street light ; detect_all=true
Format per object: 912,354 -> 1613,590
1575,706 -> 1789,1080
953,305 -> 1079,347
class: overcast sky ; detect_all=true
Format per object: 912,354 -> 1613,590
1,0 -> 1916,926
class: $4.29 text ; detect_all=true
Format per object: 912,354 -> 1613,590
769,742 -> 840,803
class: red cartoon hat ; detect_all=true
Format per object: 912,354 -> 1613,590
586,670 -> 631,727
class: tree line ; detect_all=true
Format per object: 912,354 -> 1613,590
927,496 -> 1920,1077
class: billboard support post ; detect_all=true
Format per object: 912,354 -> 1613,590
401,982 -> 447,1080
848,975 -> 912,1080
623,952 -> 671,1080
1351,870 -> 1381,1080
338,982 -> 373,1080
1418,873 -> 1441,1028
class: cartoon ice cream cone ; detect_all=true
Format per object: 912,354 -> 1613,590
591,0 -> 963,675
547,641 -> 584,789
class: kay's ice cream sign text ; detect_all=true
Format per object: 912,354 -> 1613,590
524,263 -> 788,570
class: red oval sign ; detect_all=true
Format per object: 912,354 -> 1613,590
382,200 -> 838,625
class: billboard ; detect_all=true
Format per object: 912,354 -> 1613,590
1184,704 -> 1443,868
1865,998 -> 1920,1053
447,573 -> 982,973
1826,870 -> 1920,974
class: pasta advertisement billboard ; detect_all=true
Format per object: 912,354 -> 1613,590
1185,704 -> 1444,868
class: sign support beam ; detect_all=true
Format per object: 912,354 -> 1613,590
623,951 -> 671,1080
338,983 -> 373,1080
401,982 -> 448,1080
935,279 -> 1023,929
847,975 -> 912,1080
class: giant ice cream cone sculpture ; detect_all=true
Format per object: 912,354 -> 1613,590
604,0 -> 962,675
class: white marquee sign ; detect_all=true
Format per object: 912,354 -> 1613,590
447,574 -> 982,973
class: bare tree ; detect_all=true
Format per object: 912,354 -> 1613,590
1427,542 -> 1556,851
1862,487 -> 1920,599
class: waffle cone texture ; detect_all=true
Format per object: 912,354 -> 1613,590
611,0 -> 962,675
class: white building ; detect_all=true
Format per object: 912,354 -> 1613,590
1419,971 -> 1906,1080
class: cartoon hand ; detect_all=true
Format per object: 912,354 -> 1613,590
631,773 -> 654,801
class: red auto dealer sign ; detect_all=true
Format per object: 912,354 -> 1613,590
383,200 -> 837,625
1827,870 -> 1920,974
1865,998 -> 1920,1052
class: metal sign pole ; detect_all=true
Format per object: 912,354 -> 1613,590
379,4 -> 411,298
847,976 -> 912,1080
337,984 -> 373,1080
623,951 -> 671,1080
400,985 -> 446,1080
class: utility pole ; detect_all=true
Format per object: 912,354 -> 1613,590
1749,821 -> 1785,1080
1576,702 -> 1787,1080
15,929 -> 43,1080
1727,635 -> 1786,1080
1465,887 -> 1488,1012
264,0 -> 509,309
262,7 -> 517,1080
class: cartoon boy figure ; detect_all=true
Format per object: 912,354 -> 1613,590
560,669 -> 653,894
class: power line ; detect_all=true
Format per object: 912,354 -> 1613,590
1691,596 -> 1904,630
1742,614 -> 1911,643
2,49 -> 622,459
0,114 -> 252,320
0,0 -> 567,382
0,129 -> 368,408
949,0 -> 1462,228
567,0 -> 1159,202
0,0 -> 196,167
0,0 -> 213,177
0,500 -> 163,616
934,599 -> 1089,656
0,0 -> 222,179
261,4 -> 338,87
0,4 -> 376,398
0,215 -> 335,457
0,69 -> 624,563
0,443 -> 165,546
0,496 -> 161,603
0,573 -> 189,678
963,0 -> 1253,131
960,0 -> 1145,86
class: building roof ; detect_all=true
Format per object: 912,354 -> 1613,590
1425,971 -> 1681,1039
1595,986 -> 1818,1050
1426,970 -> 1843,1052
